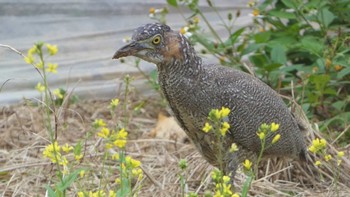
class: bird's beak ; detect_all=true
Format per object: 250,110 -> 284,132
112,41 -> 145,59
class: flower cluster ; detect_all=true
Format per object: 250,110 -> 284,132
42,141 -> 81,174
96,124 -> 128,149
113,155 -> 143,183
24,43 -> 59,94
308,138 -> 345,167
94,114 -> 143,188
77,190 -> 116,197
211,169 -> 239,197
202,107 -> 231,136
308,138 -> 327,154
148,7 -> 168,23
24,43 -> 58,71
256,122 -> 281,144
242,159 -> 253,171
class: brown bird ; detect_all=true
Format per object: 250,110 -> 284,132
113,23 -> 307,177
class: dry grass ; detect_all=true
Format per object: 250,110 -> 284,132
1,95 -> 350,197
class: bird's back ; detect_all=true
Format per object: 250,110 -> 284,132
160,62 -> 307,162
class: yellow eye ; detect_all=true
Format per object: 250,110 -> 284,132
152,36 -> 161,45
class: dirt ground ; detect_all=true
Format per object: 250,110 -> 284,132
1,95 -> 350,196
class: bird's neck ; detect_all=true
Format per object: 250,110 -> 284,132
158,33 -> 203,77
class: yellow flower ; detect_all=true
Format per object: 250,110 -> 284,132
77,191 -> 85,197
334,65 -> 343,71
272,134 -> 281,144
180,26 -> 188,35
229,143 -> 239,153
24,55 -> 35,64
62,143 -> 73,153
252,9 -> 260,17
324,154 -> 332,161
115,178 -> 121,184
59,157 -> 68,166
35,82 -> 46,92
79,170 -> 85,178
222,183 -> 233,195
193,16 -> 200,24
315,160 -> 321,166
47,63 -> 58,73
247,0 -> 255,7
132,168 -> 143,177
111,153 -> 120,160
210,109 -> 221,120
114,139 -> 127,148
308,138 -> 327,154
109,190 -> 116,197
243,159 -> 252,171
337,160 -> 342,166
28,45 -> 38,55
131,159 -> 141,168
232,193 -> 240,197
270,122 -> 279,132
105,143 -> 113,150
74,154 -> 83,161
93,119 -> 106,128
46,44 -> 58,55
53,89 -> 64,99
116,128 -> 128,139
222,175 -> 230,183
91,190 -> 105,197
260,123 -> 269,131
257,132 -> 265,140
97,127 -> 110,139
110,98 -> 119,108
220,107 -> 231,118
337,151 -> 345,158
220,121 -> 230,136
149,7 -> 155,14
35,60 -> 44,69
43,141 -> 60,155
202,122 -> 212,133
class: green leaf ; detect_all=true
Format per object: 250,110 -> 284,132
117,178 -> 131,196
45,185 -> 56,197
323,88 -> 337,95
281,0 -> 296,8
166,0 -> 178,7
241,175 -> 254,197
56,169 -> 83,191
309,74 -> 330,91
301,36 -> 324,56
242,43 -> 264,55
74,141 -> 82,156
332,101 -> 346,111
191,34 -> 215,52
226,27 -> 245,46
269,10 -> 296,19
254,31 -> 271,43
266,63 -> 283,72
270,44 -> 287,64
249,54 -> 268,68
317,7 -> 335,28
337,66 -> 350,79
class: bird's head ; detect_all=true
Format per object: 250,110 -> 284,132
113,23 -> 190,65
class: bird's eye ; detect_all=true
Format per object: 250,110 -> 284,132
152,36 -> 161,45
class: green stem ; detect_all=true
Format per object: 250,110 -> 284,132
255,138 -> 265,175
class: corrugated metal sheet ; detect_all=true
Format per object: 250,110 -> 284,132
0,0 -> 252,105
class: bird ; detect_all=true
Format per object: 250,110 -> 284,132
112,23 -> 307,177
